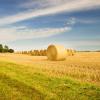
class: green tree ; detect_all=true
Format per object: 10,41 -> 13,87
3,45 -> 9,52
0,44 -> 3,52
8,49 -> 14,53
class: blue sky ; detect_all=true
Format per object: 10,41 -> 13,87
0,0 -> 100,51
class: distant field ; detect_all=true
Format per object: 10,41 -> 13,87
0,52 -> 100,100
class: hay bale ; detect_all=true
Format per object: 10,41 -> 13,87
34,50 -> 37,56
43,49 -> 47,56
30,50 -> 34,56
34,50 -> 40,56
66,49 -> 76,56
66,49 -> 70,56
40,50 -> 44,56
68,49 -> 72,56
71,49 -> 75,56
67,49 -> 72,56
47,44 -> 66,61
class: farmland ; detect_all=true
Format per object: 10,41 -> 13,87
0,52 -> 100,100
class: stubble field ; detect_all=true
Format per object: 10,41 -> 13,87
0,52 -> 100,100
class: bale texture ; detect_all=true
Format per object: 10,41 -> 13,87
47,44 -> 66,61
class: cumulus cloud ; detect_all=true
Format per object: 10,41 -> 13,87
0,0 -> 100,25
0,26 -> 71,41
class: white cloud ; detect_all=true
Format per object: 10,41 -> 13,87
0,0 -> 100,25
0,26 -> 71,41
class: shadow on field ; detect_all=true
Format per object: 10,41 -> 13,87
0,73 -> 44,100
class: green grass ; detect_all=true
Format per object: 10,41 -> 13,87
0,61 -> 100,100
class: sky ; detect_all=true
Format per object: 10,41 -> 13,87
0,0 -> 100,51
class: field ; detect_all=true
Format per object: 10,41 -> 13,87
0,52 -> 100,100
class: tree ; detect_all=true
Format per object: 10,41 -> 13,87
0,44 -> 3,52
8,49 -> 14,53
3,45 -> 9,52
0,44 -> 14,53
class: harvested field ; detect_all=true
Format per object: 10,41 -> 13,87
0,52 -> 100,99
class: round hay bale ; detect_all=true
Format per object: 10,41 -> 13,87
68,49 -> 72,56
69,49 -> 72,56
43,49 -> 47,56
71,49 -> 75,56
47,44 -> 66,61
30,50 -> 35,56
40,50 -> 44,56
66,49 -> 70,56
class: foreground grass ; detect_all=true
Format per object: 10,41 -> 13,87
0,61 -> 100,100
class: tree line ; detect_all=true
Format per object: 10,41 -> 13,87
0,44 -> 14,53
16,49 -> 76,56
16,49 -> 47,56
